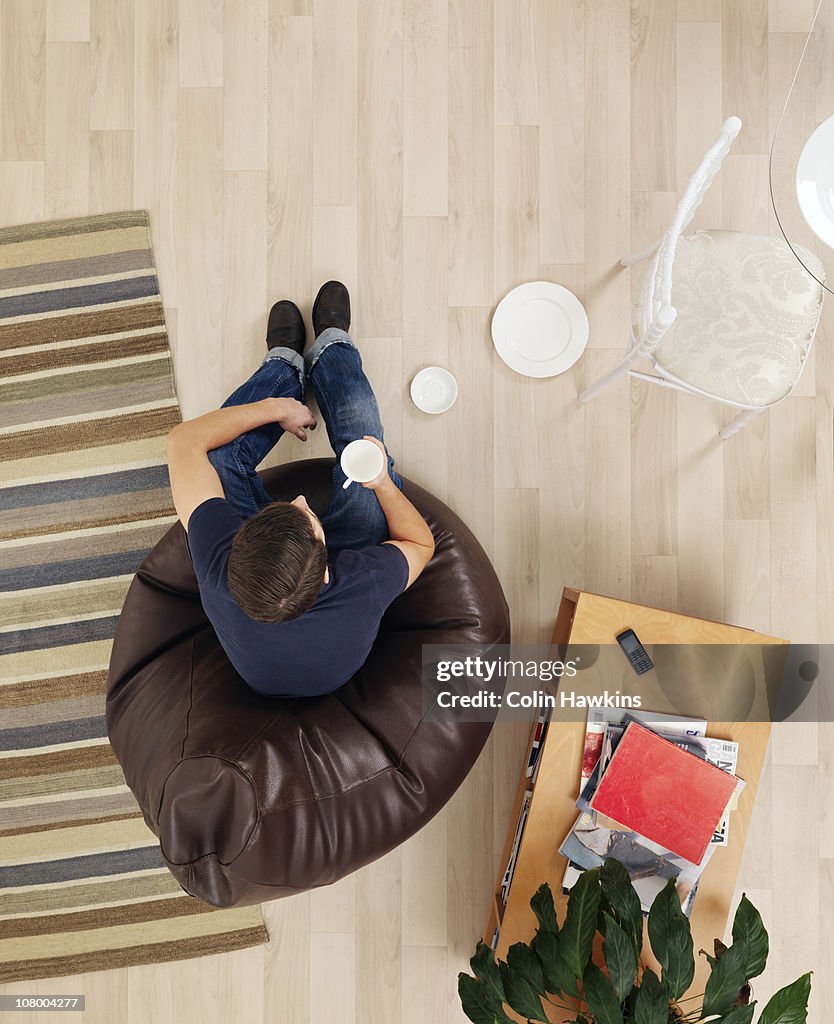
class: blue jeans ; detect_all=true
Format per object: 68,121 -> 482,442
207,328 -> 404,551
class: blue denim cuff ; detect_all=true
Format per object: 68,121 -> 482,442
260,346 -> 306,393
305,327 -> 355,375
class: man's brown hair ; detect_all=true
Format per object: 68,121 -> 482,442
227,501 -> 327,623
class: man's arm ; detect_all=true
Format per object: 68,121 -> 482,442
166,397 -> 316,530
362,437 -> 435,588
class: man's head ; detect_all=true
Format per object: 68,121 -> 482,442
227,496 -> 327,623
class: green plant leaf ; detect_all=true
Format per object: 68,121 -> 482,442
633,968 -> 669,1024
470,941 -> 506,1006
756,973 -> 812,1024
731,895 -> 769,980
533,929 -> 580,998
597,890 -> 615,936
703,941 -> 747,1018
647,879 -> 694,1001
624,982 -> 639,1019
560,867 -> 602,979
601,857 -> 644,958
715,1003 -> 756,1024
602,912 -> 637,1002
499,957 -> 549,1024
457,973 -> 513,1024
531,882 -> 559,934
582,962 -> 625,1024
507,941 -> 546,993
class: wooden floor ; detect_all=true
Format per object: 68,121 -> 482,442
2,0 -> 832,1019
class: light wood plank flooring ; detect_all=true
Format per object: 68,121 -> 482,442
1,0 -> 831,1019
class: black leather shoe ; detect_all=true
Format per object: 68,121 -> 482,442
312,280 -> 351,338
266,300 -> 306,354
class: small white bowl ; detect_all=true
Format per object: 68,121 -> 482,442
410,366 -> 458,414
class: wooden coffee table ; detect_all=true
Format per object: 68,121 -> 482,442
484,587 -> 786,1011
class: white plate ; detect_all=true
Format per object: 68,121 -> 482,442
410,366 -> 458,414
491,281 -> 589,378
796,114 -> 834,249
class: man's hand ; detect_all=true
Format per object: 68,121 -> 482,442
358,435 -> 436,589
166,397 -> 316,531
271,397 -> 317,441
361,436 -> 391,490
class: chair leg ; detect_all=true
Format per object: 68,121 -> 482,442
620,238 -> 660,267
719,407 -> 764,440
578,354 -> 637,403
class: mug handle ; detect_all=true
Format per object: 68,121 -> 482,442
342,477 -> 353,490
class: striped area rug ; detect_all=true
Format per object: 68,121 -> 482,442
0,211 -> 268,981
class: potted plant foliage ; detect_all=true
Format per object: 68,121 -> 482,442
458,859 -> 811,1023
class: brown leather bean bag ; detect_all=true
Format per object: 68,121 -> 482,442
106,460 -> 510,909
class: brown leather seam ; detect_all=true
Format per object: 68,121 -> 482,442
179,634 -> 196,761
232,708 -> 287,761
155,753 -> 260,867
248,763 -> 411,819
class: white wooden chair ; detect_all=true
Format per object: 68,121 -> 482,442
578,117 -> 825,439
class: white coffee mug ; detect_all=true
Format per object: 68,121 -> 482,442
340,438 -> 385,489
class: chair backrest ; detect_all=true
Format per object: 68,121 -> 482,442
636,117 -> 742,352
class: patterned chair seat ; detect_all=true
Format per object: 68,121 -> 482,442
633,230 -> 824,407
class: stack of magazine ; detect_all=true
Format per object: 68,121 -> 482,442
498,707 -> 555,912
560,708 -> 744,918
500,790 -> 532,906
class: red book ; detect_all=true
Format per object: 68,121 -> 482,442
588,721 -> 738,864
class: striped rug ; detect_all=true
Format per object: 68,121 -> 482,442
0,211 -> 268,981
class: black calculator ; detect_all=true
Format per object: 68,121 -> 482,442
616,628 -> 654,675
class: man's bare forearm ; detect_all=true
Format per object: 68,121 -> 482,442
373,477 -> 434,550
167,398 -> 283,453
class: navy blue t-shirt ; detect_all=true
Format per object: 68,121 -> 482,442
186,497 -> 409,697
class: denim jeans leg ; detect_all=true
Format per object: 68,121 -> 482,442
305,329 -> 403,550
207,347 -> 305,519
